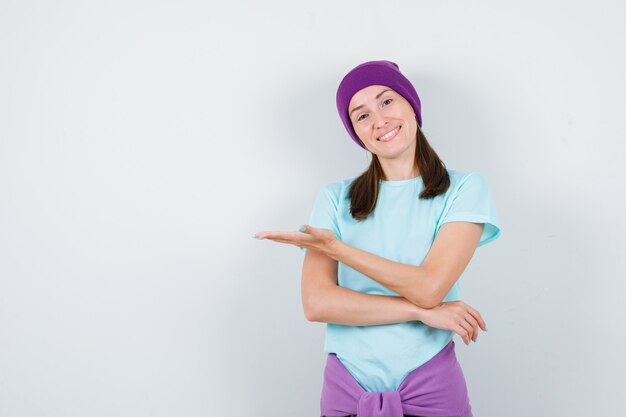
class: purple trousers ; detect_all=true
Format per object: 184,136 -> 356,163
320,340 -> 473,417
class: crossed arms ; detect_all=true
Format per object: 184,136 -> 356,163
301,221 -> 484,325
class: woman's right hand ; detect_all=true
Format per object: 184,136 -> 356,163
417,301 -> 487,345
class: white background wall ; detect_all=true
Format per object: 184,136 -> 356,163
1,1 -> 625,416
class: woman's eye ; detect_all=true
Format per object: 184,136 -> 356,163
357,114 -> 367,121
383,98 -> 393,106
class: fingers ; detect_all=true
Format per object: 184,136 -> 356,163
271,239 -> 304,247
257,228 -> 310,238
263,236 -> 315,251
466,305 -> 487,332
268,237 -> 302,247
457,320 -> 474,345
272,238 -> 293,244
456,303 -> 487,345
440,301 -> 487,346
464,314 -> 480,342
255,227 -> 312,242
454,324 -> 471,345
456,301 -> 486,332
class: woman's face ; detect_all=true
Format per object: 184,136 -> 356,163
348,85 -> 418,158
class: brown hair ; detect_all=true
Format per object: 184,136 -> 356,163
348,125 -> 451,221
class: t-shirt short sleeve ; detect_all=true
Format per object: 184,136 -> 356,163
437,172 -> 502,247
300,185 -> 342,253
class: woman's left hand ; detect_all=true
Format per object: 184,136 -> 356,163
254,225 -> 340,258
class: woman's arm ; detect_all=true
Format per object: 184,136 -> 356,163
307,284 -> 430,326
326,222 -> 484,309
302,247 -> 429,325
301,244 -> 486,343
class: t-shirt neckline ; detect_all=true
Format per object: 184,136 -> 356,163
379,175 -> 422,187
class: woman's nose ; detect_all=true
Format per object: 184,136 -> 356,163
371,110 -> 388,127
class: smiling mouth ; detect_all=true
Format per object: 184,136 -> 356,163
377,126 -> 401,142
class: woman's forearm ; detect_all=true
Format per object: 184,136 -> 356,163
327,240 -> 433,308
308,284 -> 430,326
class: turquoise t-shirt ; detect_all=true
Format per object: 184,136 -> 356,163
301,169 -> 501,392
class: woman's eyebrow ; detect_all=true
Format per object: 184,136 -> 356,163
349,89 -> 393,117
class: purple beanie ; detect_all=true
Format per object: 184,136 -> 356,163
336,60 -> 422,149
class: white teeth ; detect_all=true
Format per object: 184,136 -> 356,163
379,127 -> 399,141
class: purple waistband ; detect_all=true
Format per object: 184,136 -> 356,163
320,340 -> 473,417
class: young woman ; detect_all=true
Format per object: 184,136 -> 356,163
254,60 -> 501,417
